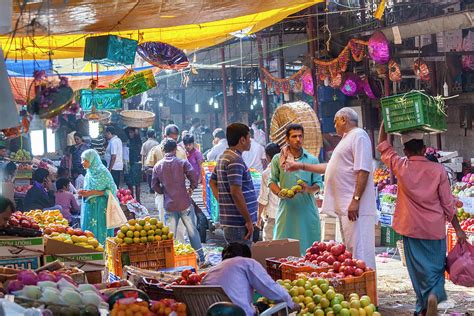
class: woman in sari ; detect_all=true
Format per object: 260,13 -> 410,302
78,149 -> 117,244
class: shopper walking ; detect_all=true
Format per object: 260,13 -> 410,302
125,127 -> 142,202
151,139 -> 205,262
209,123 -> 257,246
377,122 -> 467,316
242,129 -> 266,173
183,135 -> 204,183
72,132 -> 89,173
189,118 -> 203,150
269,124 -> 323,255
104,126 -> 123,188
206,128 -> 228,161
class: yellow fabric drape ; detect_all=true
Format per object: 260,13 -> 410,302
1,1 -> 321,60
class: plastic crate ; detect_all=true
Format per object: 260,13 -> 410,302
106,238 -> 174,278
332,270 -> 378,306
265,258 -> 283,281
137,277 -> 176,301
173,253 -> 198,271
381,226 -> 403,247
381,91 -> 447,133
280,263 -> 328,281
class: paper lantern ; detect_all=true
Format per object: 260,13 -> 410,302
301,70 -> 314,96
340,73 -> 363,97
76,89 -> 123,111
364,77 -> 382,99
84,35 -> 138,66
109,69 -> 157,99
368,31 -> 390,64
137,41 -> 189,70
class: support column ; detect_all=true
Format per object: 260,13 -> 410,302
221,47 -> 229,127
278,32 -> 286,102
181,89 -> 186,126
257,34 -> 269,138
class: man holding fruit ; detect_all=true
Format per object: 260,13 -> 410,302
269,123 -> 323,255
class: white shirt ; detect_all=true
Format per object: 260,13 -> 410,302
321,128 -> 377,216
206,139 -> 228,161
105,136 -> 124,171
257,166 -> 279,219
242,139 -> 266,173
75,174 -> 84,191
252,124 -> 267,147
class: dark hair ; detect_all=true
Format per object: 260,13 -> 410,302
163,139 -> 177,153
182,135 -> 195,145
32,168 -> 49,183
214,129 -> 226,140
5,162 -> 17,176
425,153 -> 439,163
222,243 -> 252,261
105,126 -> 116,135
74,132 -> 83,139
164,124 -> 179,137
71,167 -> 84,176
57,166 -> 69,177
226,123 -> 250,147
192,118 -> 200,125
285,123 -> 304,138
56,178 -> 70,191
404,139 -> 424,155
147,129 -> 156,138
0,196 -> 15,214
265,143 -> 281,161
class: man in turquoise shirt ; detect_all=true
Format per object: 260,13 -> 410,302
269,124 -> 323,255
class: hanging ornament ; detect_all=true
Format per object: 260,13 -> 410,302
388,60 -> 402,82
340,73 -> 364,96
136,42 -> 189,70
413,58 -> 430,81
329,74 -> 342,88
363,77 -> 383,99
324,77 -> 330,87
301,70 -> 314,96
368,31 -> 390,64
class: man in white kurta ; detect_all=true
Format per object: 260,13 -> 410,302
322,109 -> 377,269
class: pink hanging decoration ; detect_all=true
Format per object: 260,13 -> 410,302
302,70 -> 314,96
363,77 -> 382,99
368,31 -> 390,64
282,81 -> 290,94
329,74 -> 342,88
340,73 -> 364,96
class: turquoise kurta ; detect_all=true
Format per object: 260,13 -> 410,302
269,150 -> 323,255
80,149 -> 118,245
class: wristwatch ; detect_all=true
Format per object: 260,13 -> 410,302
353,195 -> 361,201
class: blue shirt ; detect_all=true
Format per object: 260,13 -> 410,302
211,149 -> 258,227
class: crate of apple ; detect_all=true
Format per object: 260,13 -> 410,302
45,226 -> 104,252
117,188 -> 136,205
172,269 -> 206,286
303,241 -> 353,267
7,212 -> 40,230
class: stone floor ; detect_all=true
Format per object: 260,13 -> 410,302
137,183 -> 474,315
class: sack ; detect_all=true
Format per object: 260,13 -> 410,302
106,191 -> 128,229
446,241 -> 474,287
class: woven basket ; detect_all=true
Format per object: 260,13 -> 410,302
397,239 -> 406,266
270,101 -> 322,157
120,110 -> 155,128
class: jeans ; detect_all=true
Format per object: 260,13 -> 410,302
111,170 -> 121,188
222,226 -> 252,247
165,206 -> 205,262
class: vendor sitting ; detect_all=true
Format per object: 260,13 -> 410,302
24,168 -> 61,212
0,196 -> 14,228
54,178 -> 80,224
201,243 -> 299,316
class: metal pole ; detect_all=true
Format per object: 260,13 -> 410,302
221,47 -> 229,127
257,34 -> 269,137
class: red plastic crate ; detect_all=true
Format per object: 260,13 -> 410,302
265,258 -> 283,281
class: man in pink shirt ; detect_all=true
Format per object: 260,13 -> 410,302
377,121 -> 466,316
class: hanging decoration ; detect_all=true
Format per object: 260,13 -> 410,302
368,31 -> 390,64
413,58 -> 430,82
109,69 -> 157,99
374,0 -> 386,21
363,76 -> 383,99
340,73 -> 364,97
388,59 -> 402,82
136,42 -> 189,70
83,35 -> 138,67
261,66 -> 313,95
329,74 -> 343,88
314,39 -> 368,83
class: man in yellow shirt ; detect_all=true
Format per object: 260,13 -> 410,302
145,124 -> 187,168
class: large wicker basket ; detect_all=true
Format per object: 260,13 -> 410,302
270,101 -> 323,157
120,110 -> 155,128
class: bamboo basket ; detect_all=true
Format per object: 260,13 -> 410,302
120,110 -> 155,128
270,101 -> 323,157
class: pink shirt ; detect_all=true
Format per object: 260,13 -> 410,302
54,190 -> 80,222
377,141 -> 455,240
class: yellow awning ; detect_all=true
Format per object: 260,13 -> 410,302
1,1 -> 321,60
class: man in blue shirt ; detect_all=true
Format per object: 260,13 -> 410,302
210,123 -> 257,246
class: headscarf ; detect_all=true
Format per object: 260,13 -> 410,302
81,149 -> 117,197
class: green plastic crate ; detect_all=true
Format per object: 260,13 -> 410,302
380,92 -> 447,133
381,226 -> 403,247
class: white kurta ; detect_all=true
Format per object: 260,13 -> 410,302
321,128 -> 377,268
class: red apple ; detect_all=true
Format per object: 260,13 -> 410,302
344,251 -> 352,259
343,259 -> 353,266
333,261 -> 342,272
181,269 -> 193,280
326,255 -> 336,265
344,266 -> 354,276
354,268 -> 364,276
330,244 -> 343,256
337,254 -> 347,262
317,243 -> 327,252
355,260 -> 366,270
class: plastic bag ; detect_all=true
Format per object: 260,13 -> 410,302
446,241 -> 474,287
106,192 -> 127,229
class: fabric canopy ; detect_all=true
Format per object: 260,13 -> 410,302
1,0 -> 321,60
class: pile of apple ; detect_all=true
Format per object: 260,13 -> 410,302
24,209 -> 69,228
117,188 -> 136,204
275,275 -> 380,316
114,218 -> 174,245
460,218 -> 474,232
7,212 -> 40,230
44,226 -> 104,252
14,185 -> 31,194
171,269 -> 206,286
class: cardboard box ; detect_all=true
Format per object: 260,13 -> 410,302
438,151 -> 459,163
43,252 -> 105,272
251,239 -> 300,268
44,236 -> 103,255
448,157 -> 463,163
0,236 -> 44,257
443,162 -> 462,173
0,256 -> 41,270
